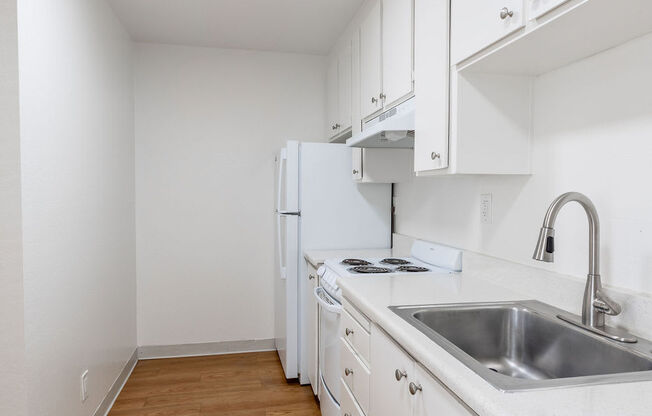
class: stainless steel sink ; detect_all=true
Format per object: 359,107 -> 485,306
390,301 -> 652,391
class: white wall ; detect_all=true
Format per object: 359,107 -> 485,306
17,1 -> 136,415
0,1 -> 26,414
135,44 -> 326,347
395,33 -> 652,296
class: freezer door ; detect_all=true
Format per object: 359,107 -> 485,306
274,212 -> 299,379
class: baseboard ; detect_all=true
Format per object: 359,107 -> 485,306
137,338 -> 276,360
93,348 -> 138,416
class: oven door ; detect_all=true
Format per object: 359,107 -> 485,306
314,287 -> 342,405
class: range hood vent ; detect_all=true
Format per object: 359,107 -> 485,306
347,98 -> 415,148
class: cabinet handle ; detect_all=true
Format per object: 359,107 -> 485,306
371,97 -> 378,104
352,169 -> 359,175
335,123 -> 341,129
431,152 -> 441,160
344,368 -> 354,376
395,369 -> 407,381
409,382 -> 423,395
309,274 -> 316,280
500,7 -> 514,19
332,124 -> 338,130
379,92 -> 386,100
345,328 -> 354,336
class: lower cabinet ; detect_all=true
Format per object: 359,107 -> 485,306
370,325 -> 475,416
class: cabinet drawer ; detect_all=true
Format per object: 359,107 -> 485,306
341,309 -> 370,365
341,337 -> 371,415
340,378 -> 365,416
451,0 -> 525,64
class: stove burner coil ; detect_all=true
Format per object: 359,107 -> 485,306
380,258 -> 411,265
349,266 -> 393,274
395,265 -> 430,273
341,258 -> 372,266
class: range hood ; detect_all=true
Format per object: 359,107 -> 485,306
347,97 -> 414,148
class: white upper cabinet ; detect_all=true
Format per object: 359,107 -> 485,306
360,0 -> 383,119
413,0 -> 449,173
326,56 -> 339,138
382,0 -> 414,107
528,0 -> 569,19
338,41 -> 353,131
451,0 -> 525,64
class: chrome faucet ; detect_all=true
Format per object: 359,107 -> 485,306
533,192 -> 635,343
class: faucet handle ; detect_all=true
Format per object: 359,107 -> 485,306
593,290 -> 622,316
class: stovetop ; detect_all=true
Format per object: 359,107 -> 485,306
326,257 -> 452,277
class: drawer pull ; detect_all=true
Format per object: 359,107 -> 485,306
431,152 -> 441,160
409,382 -> 422,395
395,369 -> 407,381
345,328 -> 354,336
309,274 -> 316,280
344,368 -> 354,376
500,7 -> 514,19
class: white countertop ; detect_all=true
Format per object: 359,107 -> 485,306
303,248 -> 392,267
338,251 -> 652,416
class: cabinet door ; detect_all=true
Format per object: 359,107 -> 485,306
326,56 -> 339,138
352,148 -> 363,181
360,0 -> 382,119
451,0 -> 524,64
528,0 -> 569,19
338,41 -> 353,131
382,0 -> 414,107
306,262 -> 319,395
413,0 -> 449,172
412,364 -> 475,416
370,326 -> 413,416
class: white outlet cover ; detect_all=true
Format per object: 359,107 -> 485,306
481,193 -> 492,224
81,370 -> 89,402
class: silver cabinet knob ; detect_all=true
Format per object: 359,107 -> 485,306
379,92 -> 386,100
394,369 -> 407,381
500,7 -> 514,19
344,368 -> 354,376
431,152 -> 441,160
332,124 -> 338,130
409,382 -> 422,395
335,123 -> 341,129
352,169 -> 359,175
345,328 -> 354,336
309,274 -> 316,280
371,97 -> 378,104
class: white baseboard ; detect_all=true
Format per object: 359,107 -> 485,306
137,338 -> 276,360
93,348 -> 138,416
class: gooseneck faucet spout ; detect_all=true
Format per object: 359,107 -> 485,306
533,192 -> 634,342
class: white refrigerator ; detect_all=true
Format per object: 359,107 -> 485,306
274,141 -> 391,383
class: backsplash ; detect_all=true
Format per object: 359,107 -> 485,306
395,32 -> 652,297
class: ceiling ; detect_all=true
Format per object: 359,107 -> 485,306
107,0 -> 364,55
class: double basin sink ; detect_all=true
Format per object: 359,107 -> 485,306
390,301 -> 652,391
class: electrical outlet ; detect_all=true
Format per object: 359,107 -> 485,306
81,370 -> 89,402
480,193 -> 492,224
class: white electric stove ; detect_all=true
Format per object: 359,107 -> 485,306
314,240 -> 463,416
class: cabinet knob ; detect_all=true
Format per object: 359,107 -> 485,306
500,7 -> 514,19
431,152 -> 441,160
309,274 -> 316,280
344,368 -> 354,376
371,97 -> 378,104
394,369 -> 407,381
409,382 -> 423,395
352,169 -> 359,175
335,123 -> 341,129
345,328 -> 354,336
332,125 -> 338,130
379,92 -> 387,100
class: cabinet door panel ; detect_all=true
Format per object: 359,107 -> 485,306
326,56 -> 339,138
412,364 -> 475,416
451,0 -> 524,64
360,0 -> 382,119
338,41 -> 353,131
370,326 -> 413,416
382,0 -> 414,106
413,0 -> 449,172
528,0 -> 569,19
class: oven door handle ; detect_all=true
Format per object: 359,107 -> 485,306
314,287 -> 342,314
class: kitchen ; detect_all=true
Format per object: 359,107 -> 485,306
2,0 -> 652,415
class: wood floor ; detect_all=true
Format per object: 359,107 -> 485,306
109,351 -> 321,416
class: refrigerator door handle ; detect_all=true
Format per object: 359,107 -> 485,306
276,214 -> 286,280
276,148 -> 287,213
